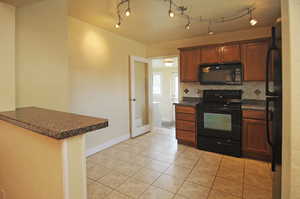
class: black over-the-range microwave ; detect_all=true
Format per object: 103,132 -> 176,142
199,62 -> 243,85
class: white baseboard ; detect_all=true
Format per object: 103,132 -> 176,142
85,134 -> 130,157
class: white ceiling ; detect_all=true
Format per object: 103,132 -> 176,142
2,0 -> 281,44
69,0 -> 281,44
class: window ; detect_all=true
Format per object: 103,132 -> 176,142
152,72 -> 161,95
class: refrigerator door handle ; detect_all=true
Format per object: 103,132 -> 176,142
266,97 -> 273,147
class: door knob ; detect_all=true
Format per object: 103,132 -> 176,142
131,99 -> 136,102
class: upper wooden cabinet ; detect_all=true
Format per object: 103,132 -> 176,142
201,44 -> 241,64
221,44 -> 241,63
242,41 -> 269,81
201,46 -> 220,64
180,48 -> 201,82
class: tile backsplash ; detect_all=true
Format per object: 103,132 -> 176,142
181,82 -> 266,100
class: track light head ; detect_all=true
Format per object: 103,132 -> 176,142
169,10 -> 175,18
249,9 -> 258,26
115,22 -> 121,28
250,18 -> 258,26
125,8 -> 131,17
185,23 -> 190,30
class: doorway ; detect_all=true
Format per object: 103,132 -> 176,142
130,56 -> 151,138
151,57 -> 179,132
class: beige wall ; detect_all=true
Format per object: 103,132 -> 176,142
0,121 -> 64,199
0,2 -> 15,112
16,0 -> 69,112
68,17 -> 147,152
281,0 -> 300,198
147,27 -> 271,57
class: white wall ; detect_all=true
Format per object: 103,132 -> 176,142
281,0 -> 300,198
16,0 -> 69,112
68,17 -> 147,152
0,2 -> 15,111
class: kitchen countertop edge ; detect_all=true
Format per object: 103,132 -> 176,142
0,107 -> 109,140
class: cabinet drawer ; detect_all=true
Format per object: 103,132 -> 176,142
176,130 -> 196,143
243,110 -> 266,120
176,120 -> 196,131
175,106 -> 196,114
176,113 -> 196,121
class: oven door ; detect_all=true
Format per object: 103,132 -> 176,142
198,107 -> 242,141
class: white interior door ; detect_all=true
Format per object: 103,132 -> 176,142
130,56 -> 152,137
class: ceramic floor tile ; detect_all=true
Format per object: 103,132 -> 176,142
212,177 -> 243,197
152,174 -> 185,193
116,178 -> 150,199
193,163 -> 219,176
243,184 -> 272,199
105,191 -> 131,199
145,159 -> 170,173
98,171 -> 129,189
177,181 -> 210,199
139,186 -> 174,199
216,165 -> 244,183
220,157 -> 244,171
112,161 -> 143,176
244,172 -> 272,191
87,180 -> 113,199
186,170 -> 215,188
164,165 -> 192,179
132,168 -> 162,184
87,164 -> 112,181
173,156 -> 198,169
173,195 -> 187,199
208,190 -> 242,199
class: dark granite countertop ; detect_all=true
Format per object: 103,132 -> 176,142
0,107 -> 108,140
173,97 -> 202,107
174,97 -> 266,111
242,99 -> 266,111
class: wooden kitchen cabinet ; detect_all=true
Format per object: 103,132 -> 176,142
221,44 -> 241,63
201,44 -> 241,64
242,110 -> 271,161
180,48 -> 201,82
242,41 -> 269,81
175,105 -> 197,146
201,46 -> 220,64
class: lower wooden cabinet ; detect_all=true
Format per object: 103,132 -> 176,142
242,110 -> 271,161
175,105 -> 197,146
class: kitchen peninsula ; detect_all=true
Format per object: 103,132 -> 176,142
0,107 -> 108,199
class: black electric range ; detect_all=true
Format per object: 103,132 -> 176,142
197,90 -> 242,157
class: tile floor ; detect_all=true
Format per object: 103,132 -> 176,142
87,129 -> 272,199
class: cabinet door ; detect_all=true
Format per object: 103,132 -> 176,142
180,49 -> 201,82
242,41 -> 269,81
201,46 -> 220,64
221,44 -> 241,63
243,119 -> 271,159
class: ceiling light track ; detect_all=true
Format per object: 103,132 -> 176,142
115,0 -> 131,28
115,0 -> 259,34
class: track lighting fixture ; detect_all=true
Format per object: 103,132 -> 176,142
249,9 -> 258,26
115,22 -> 121,28
185,16 -> 191,30
114,0 -> 259,35
125,8 -> 131,17
125,0 -> 131,17
169,0 -> 175,18
208,21 -> 214,35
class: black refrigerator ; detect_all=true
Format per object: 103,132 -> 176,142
265,24 -> 282,199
